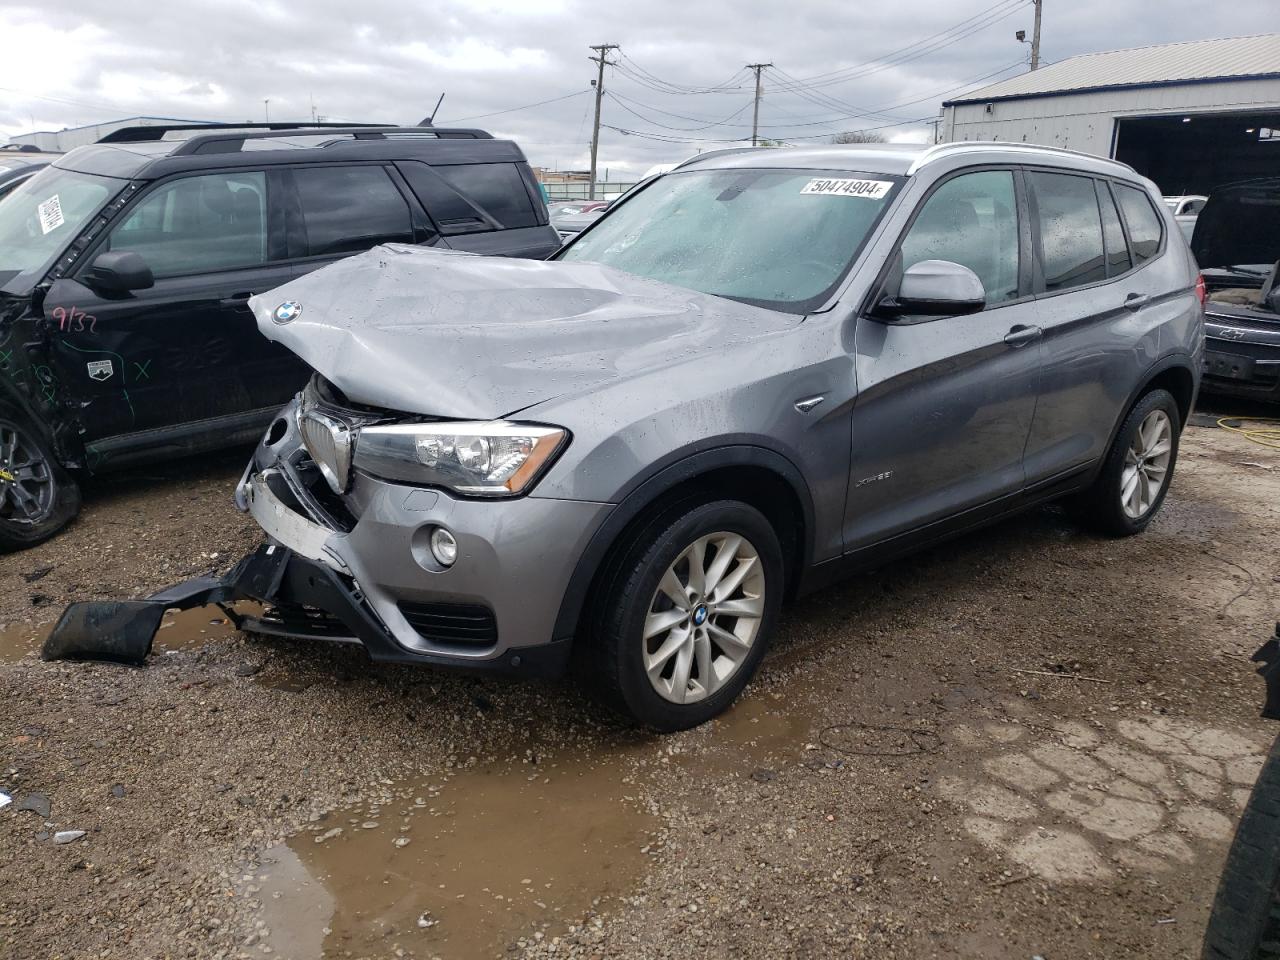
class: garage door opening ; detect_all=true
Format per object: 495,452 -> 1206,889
1114,111 -> 1280,195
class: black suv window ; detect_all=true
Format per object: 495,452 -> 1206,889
1097,181 -> 1131,277
1029,171 -> 1106,292
1115,184 -> 1163,265
900,169 -> 1020,304
293,166 -> 413,257
105,171 -> 269,278
433,164 -> 538,229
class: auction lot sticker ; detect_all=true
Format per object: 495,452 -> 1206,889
801,178 -> 893,199
38,195 -> 65,234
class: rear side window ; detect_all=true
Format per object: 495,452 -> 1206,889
1115,184 -> 1163,265
433,163 -> 538,229
1029,171 -> 1106,292
106,171 -> 269,279
293,166 -> 413,257
1097,181 -> 1131,277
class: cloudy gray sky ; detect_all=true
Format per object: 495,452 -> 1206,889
1,1 -> 1274,178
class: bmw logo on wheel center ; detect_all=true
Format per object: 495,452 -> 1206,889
272,301 -> 302,324
693,604 -> 708,626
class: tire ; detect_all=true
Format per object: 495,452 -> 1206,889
0,409 -> 81,552
583,499 -> 784,732
1203,734 -> 1280,960
1072,388 -> 1181,537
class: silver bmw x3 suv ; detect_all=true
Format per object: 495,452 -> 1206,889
73,142 -> 1206,730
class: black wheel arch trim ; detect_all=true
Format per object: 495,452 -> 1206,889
549,442 -> 817,643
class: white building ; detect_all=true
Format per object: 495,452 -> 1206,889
941,33 -> 1280,195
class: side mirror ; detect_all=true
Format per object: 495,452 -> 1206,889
83,251 -> 154,294
878,259 -> 986,319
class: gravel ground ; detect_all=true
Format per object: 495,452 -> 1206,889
2,406 -> 1278,960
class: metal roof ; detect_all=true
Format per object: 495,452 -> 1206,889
946,33 -> 1280,105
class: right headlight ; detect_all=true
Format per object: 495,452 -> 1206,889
352,421 -> 568,497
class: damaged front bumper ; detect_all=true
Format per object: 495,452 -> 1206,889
46,397 -> 612,676
1202,308 -> 1280,400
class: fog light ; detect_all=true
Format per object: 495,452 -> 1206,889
429,527 -> 458,567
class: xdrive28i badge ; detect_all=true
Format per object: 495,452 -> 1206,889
272,301 -> 302,325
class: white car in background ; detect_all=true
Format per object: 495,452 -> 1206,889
1164,194 -> 1208,241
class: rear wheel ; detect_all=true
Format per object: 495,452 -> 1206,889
1202,734 -> 1280,960
0,411 -> 80,552
585,499 -> 783,731
1072,388 -> 1180,536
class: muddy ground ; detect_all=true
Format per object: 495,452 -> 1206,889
2,402 -> 1278,960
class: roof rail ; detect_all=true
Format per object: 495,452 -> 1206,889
672,146 -> 762,170
905,140 -> 1136,176
169,125 -> 494,156
97,122 -> 391,144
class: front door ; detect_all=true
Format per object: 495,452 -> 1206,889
43,169 -> 307,446
845,168 -> 1042,550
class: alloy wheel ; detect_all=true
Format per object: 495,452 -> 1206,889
0,419 -> 56,526
1120,409 -> 1172,520
643,531 -> 766,704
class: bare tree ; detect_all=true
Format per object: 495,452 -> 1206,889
831,130 -> 886,144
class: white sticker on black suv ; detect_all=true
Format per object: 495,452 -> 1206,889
38,195 -> 65,234
800,178 -> 893,199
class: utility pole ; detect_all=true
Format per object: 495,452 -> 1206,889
588,43 -> 619,200
1030,0 -> 1042,70
263,99 -> 270,122
747,63 -> 772,146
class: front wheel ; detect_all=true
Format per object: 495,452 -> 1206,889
1202,734 -> 1280,960
586,499 -> 784,732
0,411 -> 81,552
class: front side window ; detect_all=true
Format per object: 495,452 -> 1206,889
0,166 -> 118,288
294,166 -> 413,257
1115,183 -> 1163,265
900,169 -> 1021,304
1029,171 -> 1106,292
559,168 -> 900,313
105,171 -> 268,279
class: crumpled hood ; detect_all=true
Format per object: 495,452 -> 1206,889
250,244 -> 798,419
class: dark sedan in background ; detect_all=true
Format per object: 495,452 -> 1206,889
0,145 -> 60,201
1194,178 -> 1280,403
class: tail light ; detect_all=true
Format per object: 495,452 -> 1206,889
1194,274 -> 1207,307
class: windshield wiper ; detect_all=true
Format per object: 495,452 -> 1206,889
1216,264 -> 1271,277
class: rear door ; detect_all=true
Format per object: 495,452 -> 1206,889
846,167 -> 1043,549
282,163 -> 427,279
42,168 -> 301,445
1020,172 -> 1168,484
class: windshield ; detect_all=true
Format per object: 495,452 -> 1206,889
0,166 -> 120,290
558,167 -> 901,313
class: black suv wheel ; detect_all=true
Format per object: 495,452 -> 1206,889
586,499 -> 783,731
0,410 -> 81,551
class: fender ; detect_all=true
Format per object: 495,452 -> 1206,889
548,443 -> 817,643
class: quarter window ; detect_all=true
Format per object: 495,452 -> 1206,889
900,170 -> 1020,304
434,163 -> 538,229
1028,171 -> 1106,292
105,172 -> 269,278
1115,184 -> 1163,265
293,166 -> 413,257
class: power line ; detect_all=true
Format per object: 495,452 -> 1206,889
605,92 -> 753,132
438,89 -> 590,124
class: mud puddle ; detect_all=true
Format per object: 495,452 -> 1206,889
0,603 -> 259,663
256,752 -> 655,959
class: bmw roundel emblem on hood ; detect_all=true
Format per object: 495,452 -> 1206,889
273,301 -> 302,324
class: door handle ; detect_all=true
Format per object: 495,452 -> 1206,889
1123,293 -> 1150,311
219,292 -> 255,310
1003,324 -> 1042,347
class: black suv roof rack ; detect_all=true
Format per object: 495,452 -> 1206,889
98,123 -> 495,155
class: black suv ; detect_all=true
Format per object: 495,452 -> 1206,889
0,123 -> 561,549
